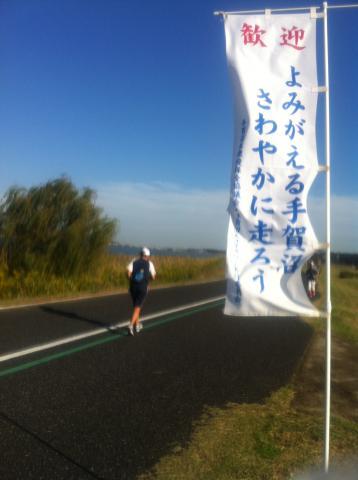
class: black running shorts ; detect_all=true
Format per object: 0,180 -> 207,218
129,285 -> 147,307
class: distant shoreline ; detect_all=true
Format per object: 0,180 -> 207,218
109,245 -> 358,265
108,244 -> 225,258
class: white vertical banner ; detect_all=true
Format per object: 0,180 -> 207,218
224,12 -> 320,316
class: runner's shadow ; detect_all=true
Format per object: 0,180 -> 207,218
40,306 -> 117,333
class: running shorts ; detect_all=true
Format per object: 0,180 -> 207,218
129,285 -> 148,307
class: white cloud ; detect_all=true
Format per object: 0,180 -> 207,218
96,182 -> 358,252
95,182 -> 229,249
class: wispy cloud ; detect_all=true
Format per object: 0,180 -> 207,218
96,182 -> 357,252
95,182 -> 229,249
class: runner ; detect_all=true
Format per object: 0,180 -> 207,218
306,259 -> 319,298
126,247 -> 156,336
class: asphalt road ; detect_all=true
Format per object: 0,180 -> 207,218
0,281 -> 313,480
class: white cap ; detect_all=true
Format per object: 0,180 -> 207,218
141,247 -> 151,257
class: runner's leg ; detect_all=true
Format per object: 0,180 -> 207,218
130,306 -> 141,326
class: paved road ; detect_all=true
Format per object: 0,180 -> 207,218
0,281 -> 313,480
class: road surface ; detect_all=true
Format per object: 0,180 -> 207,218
0,281 -> 312,480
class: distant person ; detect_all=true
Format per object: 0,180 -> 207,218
306,260 -> 319,298
126,247 -> 156,336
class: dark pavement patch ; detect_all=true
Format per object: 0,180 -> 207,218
0,304 -> 312,480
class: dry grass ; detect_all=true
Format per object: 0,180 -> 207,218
312,264 -> 358,343
0,254 -> 225,304
331,265 -> 358,343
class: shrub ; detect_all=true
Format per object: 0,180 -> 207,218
0,177 -> 117,276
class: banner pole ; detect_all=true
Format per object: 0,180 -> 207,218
323,1 -> 332,473
214,3 -> 358,16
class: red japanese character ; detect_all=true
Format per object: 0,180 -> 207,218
280,26 -> 306,50
241,23 -> 267,47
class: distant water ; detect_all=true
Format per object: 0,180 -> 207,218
108,245 -> 358,263
108,244 -> 224,259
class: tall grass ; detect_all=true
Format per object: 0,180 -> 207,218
0,254 -> 225,303
332,264 -> 358,343
316,264 -> 358,343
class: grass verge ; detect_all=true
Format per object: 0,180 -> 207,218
139,387 -> 358,480
331,265 -> 358,343
309,264 -> 358,343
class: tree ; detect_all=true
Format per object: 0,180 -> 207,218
0,177 -> 117,275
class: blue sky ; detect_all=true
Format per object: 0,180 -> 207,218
0,0 -> 357,251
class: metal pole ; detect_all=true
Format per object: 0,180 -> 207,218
323,1 -> 332,473
214,3 -> 358,16
328,3 -> 358,8
214,7 -> 318,15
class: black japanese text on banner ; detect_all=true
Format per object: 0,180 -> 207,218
224,14 -> 320,316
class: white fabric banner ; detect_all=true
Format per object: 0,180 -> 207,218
224,13 -> 320,316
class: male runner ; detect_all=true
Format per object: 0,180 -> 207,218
126,247 -> 156,335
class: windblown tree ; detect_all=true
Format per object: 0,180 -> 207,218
0,177 -> 117,275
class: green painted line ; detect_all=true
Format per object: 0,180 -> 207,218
144,299 -> 224,330
0,333 -> 124,378
0,299 -> 224,379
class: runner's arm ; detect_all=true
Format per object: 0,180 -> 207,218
127,260 -> 134,280
149,261 -> 156,280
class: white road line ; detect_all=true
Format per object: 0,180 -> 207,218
0,295 -> 225,363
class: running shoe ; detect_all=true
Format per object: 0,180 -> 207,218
135,323 -> 143,333
128,325 -> 134,336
